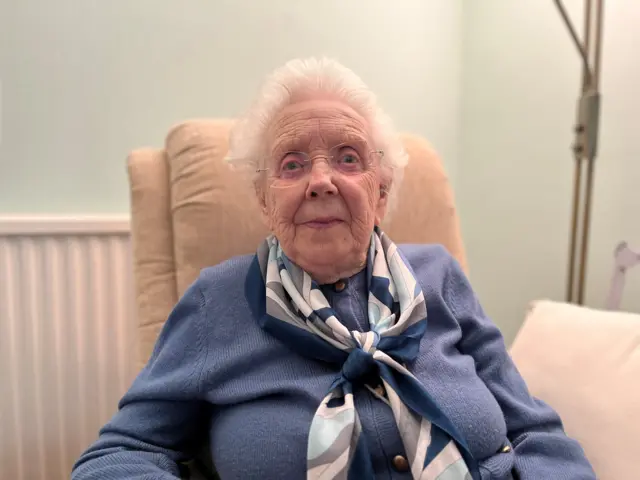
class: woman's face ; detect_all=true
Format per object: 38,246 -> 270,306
257,99 -> 389,284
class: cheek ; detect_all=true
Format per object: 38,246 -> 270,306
266,186 -> 303,227
338,174 -> 379,224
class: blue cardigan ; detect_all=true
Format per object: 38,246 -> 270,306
72,244 -> 595,479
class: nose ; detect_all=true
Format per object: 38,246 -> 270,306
305,160 -> 338,199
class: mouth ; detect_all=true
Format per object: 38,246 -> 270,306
302,217 -> 344,229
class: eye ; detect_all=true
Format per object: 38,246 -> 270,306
279,152 -> 307,175
334,146 -> 363,169
341,153 -> 359,164
283,160 -> 302,170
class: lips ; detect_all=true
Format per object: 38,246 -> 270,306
302,217 -> 343,229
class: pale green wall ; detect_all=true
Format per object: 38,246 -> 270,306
0,0 -> 462,213
459,1 -> 640,342
2,1 -> 638,338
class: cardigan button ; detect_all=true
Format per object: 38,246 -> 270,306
392,455 -> 410,473
334,280 -> 347,292
373,384 -> 386,398
501,445 -> 512,453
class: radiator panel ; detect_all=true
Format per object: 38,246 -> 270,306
0,219 -> 136,480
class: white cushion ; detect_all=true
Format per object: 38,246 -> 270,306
510,300 -> 640,479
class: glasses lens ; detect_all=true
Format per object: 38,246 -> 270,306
263,144 -> 383,189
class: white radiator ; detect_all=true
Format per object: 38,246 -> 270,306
0,216 -> 138,480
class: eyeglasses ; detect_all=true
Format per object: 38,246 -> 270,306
257,143 -> 384,187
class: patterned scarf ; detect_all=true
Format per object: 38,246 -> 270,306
255,228 -> 478,479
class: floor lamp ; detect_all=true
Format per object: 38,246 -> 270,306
554,0 -> 605,305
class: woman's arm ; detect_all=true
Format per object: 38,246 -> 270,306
442,253 -> 596,479
72,279 -> 211,480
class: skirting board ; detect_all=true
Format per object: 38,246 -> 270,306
0,215 -> 131,236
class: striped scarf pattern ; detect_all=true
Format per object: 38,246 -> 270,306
256,228 -> 477,479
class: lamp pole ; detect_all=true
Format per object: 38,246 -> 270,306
554,0 -> 605,304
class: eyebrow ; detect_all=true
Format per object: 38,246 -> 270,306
272,133 -> 370,156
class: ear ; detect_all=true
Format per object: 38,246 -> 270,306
374,185 -> 389,226
254,181 -> 271,228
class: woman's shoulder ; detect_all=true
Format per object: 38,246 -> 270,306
397,243 -> 458,279
195,253 -> 256,298
181,254 -> 260,339
396,243 -> 471,302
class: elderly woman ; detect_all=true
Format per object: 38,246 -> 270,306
73,58 -> 594,480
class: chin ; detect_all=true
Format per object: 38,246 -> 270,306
296,239 -> 346,262
308,241 -> 346,258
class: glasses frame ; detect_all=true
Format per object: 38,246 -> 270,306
255,143 -> 385,176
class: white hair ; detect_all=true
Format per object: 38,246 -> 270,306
226,57 -> 408,215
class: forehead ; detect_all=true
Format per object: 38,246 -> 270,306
267,99 -> 371,150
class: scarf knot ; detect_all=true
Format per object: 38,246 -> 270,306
342,348 -> 377,384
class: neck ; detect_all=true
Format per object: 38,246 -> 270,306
289,252 -> 366,284
311,262 -> 366,285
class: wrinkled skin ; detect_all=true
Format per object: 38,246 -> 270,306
256,99 -> 390,284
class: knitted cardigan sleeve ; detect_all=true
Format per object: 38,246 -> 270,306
441,251 -> 596,480
72,278 -> 210,480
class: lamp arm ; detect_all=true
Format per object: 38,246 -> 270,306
559,0 -> 605,305
553,0 -> 594,84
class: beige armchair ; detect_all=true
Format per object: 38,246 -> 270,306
127,119 -> 467,368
